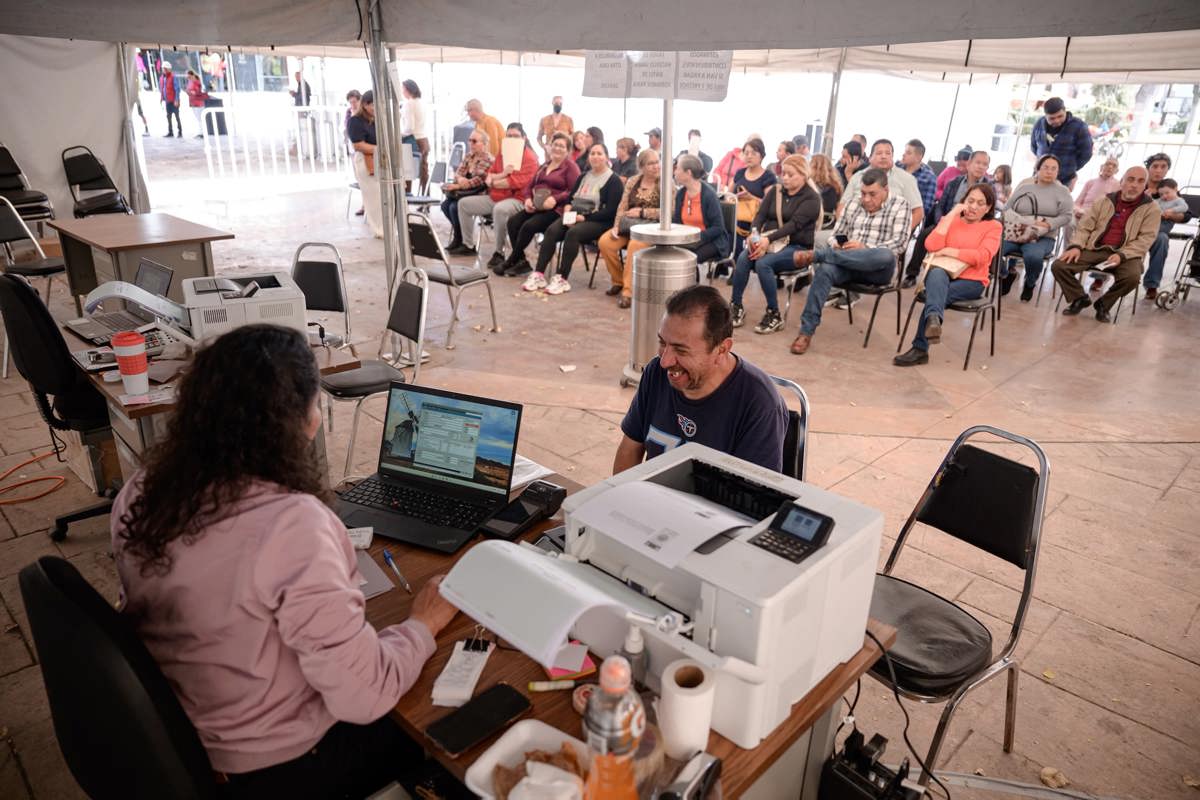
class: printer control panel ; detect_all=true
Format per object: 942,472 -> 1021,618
749,501 -> 834,564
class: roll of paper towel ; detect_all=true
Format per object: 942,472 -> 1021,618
657,659 -> 716,760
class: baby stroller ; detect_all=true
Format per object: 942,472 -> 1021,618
1154,191 -> 1200,311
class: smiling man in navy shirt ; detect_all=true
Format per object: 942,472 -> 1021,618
614,285 -> 788,473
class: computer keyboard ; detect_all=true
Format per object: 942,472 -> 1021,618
96,311 -> 147,332
341,478 -> 492,530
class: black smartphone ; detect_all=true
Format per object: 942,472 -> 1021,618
478,493 -> 546,541
425,683 -> 531,757
835,234 -> 849,246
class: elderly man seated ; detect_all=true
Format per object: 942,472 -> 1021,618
790,167 -> 910,355
1051,166 -> 1161,323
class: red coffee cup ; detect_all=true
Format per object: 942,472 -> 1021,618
111,330 -> 149,396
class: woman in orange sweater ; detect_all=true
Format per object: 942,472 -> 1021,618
894,182 -> 1001,366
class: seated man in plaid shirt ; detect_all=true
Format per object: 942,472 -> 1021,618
790,168 -> 910,355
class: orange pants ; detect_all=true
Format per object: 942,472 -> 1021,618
599,234 -> 650,298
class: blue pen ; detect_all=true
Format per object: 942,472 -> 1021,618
382,550 -> 413,594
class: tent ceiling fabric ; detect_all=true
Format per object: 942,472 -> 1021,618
3,0 -> 1200,52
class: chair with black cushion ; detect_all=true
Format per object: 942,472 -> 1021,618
407,211 -> 498,349
1,197 -> 68,378
0,274 -> 114,540
869,425 -> 1048,786
292,242 -> 353,351
835,253 -> 903,348
702,200 -> 737,280
428,160 -> 448,188
19,556 -> 220,799
898,252 -> 999,370
0,142 -> 55,233
767,375 -> 810,481
61,145 -> 131,218
321,268 -> 427,478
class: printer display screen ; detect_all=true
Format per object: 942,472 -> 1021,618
778,506 -> 825,542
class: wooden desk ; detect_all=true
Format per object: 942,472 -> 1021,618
361,502 -> 895,798
49,213 -> 234,305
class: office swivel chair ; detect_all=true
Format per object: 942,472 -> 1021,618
19,556 -> 220,799
0,274 -> 115,540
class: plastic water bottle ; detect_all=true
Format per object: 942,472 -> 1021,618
583,655 -> 645,800
749,226 -> 762,247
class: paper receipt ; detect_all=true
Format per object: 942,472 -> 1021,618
347,526 -> 374,549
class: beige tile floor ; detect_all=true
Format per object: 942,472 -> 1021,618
2,144 -> 1199,797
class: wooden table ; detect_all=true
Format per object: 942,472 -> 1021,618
360,495 -> 895,798
49,213 -> 234,306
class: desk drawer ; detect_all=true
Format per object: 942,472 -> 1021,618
107,401 -> 170,455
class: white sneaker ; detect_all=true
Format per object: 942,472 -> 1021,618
545,275 -> 572,295
522,271 -> 547,292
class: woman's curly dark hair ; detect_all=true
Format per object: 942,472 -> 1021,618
118,324 -> 332,576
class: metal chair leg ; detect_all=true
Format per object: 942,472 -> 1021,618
895,286 -> 902,334
919,689 -> 971,786
862,293 -> 884,347
343,396 -> 367,478
2,330 -> 9,380
989,306 -> 997,356
963,310 -> 981,370
845,291 -> 854,325
325,393 -> 335,432
897,294 -> 919,353
484,282 -> 500,332
445,287 -> 461,349
1003,664 -> 1019,753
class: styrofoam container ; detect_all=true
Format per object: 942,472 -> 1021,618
463,719 -> 589,799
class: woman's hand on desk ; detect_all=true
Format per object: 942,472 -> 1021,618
409,575 -> 458,637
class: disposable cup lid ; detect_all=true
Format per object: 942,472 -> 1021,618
111,330 -> 146,347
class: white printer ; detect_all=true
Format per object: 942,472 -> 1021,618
181,273 -> 308,341
440,443 -> 882,749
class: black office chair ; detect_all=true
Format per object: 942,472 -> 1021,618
768,375 -> 810,481
702,201 -> 737,280
1,196 -> 68,378
19,556 -> 220,799
0,142 -> 55,233
407,211 -> 498,349
61,145 -> 132,218
321,268 -> 428,478
868,426 -> 1048,786
835,253 -> 903,348
0,274 -> 114,540
899,252 -> 1000,370
292,241 -> 353,351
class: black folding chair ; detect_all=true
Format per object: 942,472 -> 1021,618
899,252 -> 999,370
837,253 -> 903,348
407,211 -> 498,349
19,556 -> 220,799
0,197 -> 68,378
61,145 -> 131,218
701,201 -> 737,280
768,375 -> 810,481
0,142 -> 55,233
291,242 -> 353,351
869,426 -> 1049,786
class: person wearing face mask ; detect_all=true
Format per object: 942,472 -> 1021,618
894,183 -> 1003,366
613,285 -> 788,474
524,142 -> 623,295
537,96 -> 574,159
1002,155 -> 1074,302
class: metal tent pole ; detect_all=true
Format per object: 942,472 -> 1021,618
367,0 -> 410,295
1011,75 -> 1034,171
940,83 -> 962,161
822,48 -> 847,157
117,43 -> 149,213
660,98 -> 673,230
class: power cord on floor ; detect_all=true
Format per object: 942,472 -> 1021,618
0,451 -> 66,505
866,630 -> 954,800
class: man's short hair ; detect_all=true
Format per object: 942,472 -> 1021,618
688,128 -> 702,138
861,166 -> 889,187
1160,178 -> 1179,191
665,285 -> 732,352
843,141 -> 863,159
906,138 -> 926,157
871,138 -> 893,155
971,150 -> 990,162
346,89 -> 361,101
792,134 -> 809,149
1043,97 -> 1065,115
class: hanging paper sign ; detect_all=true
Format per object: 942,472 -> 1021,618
582,50 -> 629,98
629,51 -> 677,99
676,51 -> 733,102
582,50 -> 732,102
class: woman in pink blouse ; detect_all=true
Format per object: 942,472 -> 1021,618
111,325 -> 459,798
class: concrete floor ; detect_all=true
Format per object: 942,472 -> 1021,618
2,136 -> 1199,798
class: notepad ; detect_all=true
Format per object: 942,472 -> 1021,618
544,641 -> 596,681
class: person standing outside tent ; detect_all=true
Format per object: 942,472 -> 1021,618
185,70 -> 208,139
160,62 -> 182,138
537,96 -> 574,159
348,90 -> 382,239
399,80 -> 430,190
1030,96 -> 1093,188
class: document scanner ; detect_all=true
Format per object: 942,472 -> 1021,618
84,272 -> 308,342
440,443 -> 882,749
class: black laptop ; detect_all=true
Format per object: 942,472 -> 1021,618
336,382 -> 523,554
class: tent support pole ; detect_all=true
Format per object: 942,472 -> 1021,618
660,97 -> 673,230
368,0 -> 410,296
940,83 -> 961,161
822,48 -> 847,157
1011,75 -> 1034,172
117,43 -> 149,213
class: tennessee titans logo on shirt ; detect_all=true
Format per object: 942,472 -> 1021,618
676,414 -> 697,438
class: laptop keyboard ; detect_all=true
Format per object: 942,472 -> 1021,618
96,312 -> 147,332
341,478 -> 493,531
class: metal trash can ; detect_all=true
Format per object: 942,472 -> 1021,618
620,223 -> 701,387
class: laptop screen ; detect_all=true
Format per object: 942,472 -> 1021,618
130,259 -> 174,321
378,384 -> 521,496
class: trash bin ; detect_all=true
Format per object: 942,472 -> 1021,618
620,223 -> 701,387
204,97 -> 227,136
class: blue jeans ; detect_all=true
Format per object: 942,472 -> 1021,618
440,197 -> 463,242
731,245 -> 800,311
799,246 -> 895,336
913,270 -> 985,351
1144,231 -> 1170,289
1002,236 -> 1055,288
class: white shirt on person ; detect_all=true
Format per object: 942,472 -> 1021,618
840,166 -> 922,220
400,98 -> 426,139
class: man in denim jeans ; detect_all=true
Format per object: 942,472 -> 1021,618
790,168 -> 909,355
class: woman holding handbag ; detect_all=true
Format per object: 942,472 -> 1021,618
729,155 -> 822,335
731,138 -> 777,258
440,130 -> 494,254
599,148 -> 661,307
894,183 -> 1002,367
1001,155 -> 1074,302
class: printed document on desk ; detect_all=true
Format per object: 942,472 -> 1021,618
439,540 -> 668,669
